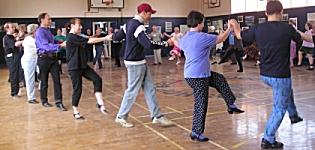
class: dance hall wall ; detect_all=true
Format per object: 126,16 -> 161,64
0,0 -> 202,18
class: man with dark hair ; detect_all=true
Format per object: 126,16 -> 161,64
35,12 -> 67,110
112,3 -> 174,128
232,1 -> 311,149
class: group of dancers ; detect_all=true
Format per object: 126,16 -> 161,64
2,1 -> 310,149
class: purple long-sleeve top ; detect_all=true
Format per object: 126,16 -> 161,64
35,27 -> 60,54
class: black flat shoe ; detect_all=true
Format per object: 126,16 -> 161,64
261,138 -> 284,149
190,132 -> 209,142
227,107 -> 245,114
290,115 -> 303,124
56,103 -> 67,111
96,103 -> 108,115
237,69 -> 243,72
42,102 -> 53,107
28,99 -> 39,104
73,113 -> 85,120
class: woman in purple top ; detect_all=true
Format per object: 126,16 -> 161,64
178,10 -> 244,142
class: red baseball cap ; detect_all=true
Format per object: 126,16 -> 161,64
137,3 -> 156,14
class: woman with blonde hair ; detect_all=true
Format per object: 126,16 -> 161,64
21,24 -> 39,104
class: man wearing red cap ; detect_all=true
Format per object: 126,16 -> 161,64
112,3 -> 174,128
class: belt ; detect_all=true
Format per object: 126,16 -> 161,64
39,53 -> 58,59
6,53 -> 13,58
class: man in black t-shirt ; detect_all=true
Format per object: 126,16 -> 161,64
233,1 -> 312,149
66,18 -> 112,120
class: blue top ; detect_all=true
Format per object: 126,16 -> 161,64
35,27 -> 60,54
179,31 -> 217,78
228,32 -> 235,45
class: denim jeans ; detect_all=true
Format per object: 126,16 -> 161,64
117,63 -> 162,119
260,75 -> 299,143
21,59 -> 37,101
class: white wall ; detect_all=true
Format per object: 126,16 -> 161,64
0,0 -> 202,18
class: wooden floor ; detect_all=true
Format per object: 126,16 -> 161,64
0,57 -> 315,150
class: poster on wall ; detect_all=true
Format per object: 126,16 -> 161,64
258,18 -> 266,24
237,16 -> 243,23
180,25 -> 189,35
245,16 -> 255,26
282,14 -> 289,21
307,12 -> 315,21
289,17 -> 298,28
165,22 -> 173,32
156,26 -> 162,33
50,22 -> 56,29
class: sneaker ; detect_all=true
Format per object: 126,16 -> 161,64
115,117 -> 134,128
176,61 -> 181,65
261,138 -> 284,149
152,116 -> 174,127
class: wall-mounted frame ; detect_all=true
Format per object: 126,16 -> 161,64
258,18 -> 266,24
207,0 -> 220,8
237,16 -> 243,23
282,14 -> 289,21
289,17 -> 298,28
90,0 -> 124,8
245,16 -> 255,26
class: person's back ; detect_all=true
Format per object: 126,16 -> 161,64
242,21 -> 301,78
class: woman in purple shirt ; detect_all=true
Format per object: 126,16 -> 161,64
179,10 -> 244,142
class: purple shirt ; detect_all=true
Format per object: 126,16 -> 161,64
179,31 -> 217,78
35,27 -> 60,54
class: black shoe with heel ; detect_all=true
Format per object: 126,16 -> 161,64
227,106 -> 245,114
190,132 -> 209,142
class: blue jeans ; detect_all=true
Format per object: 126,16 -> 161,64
21,59 -> 37,101
260,75 -> 299,143
117,64 -> 162,119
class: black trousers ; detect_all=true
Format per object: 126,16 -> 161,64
37,57 -> 62,104
93,45 -> 103,68
221,46 -> 243,70
5,55 -> 20,96
69,66 -> 102,107
112,43 -> 122,67
185,71 -> 236,134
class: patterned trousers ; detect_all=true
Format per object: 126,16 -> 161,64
185,71 -> 236,134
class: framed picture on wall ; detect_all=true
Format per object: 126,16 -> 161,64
245,16 -> 255,26
207,0 -> 220,8
289,17 -> 298,28
307,12 -> 315,21
165,22 -> 173,32
51,22 -> 56,29
237,16 -> 243,23
282,14 -> 289,21
258,18 -> 266,24
156,26 -> 162,33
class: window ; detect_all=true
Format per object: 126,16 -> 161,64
231,0 -> 315,14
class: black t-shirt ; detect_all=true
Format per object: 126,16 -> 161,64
94,33 -> 106,46
66,33 -> 89,71
241,21 -> 302,78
